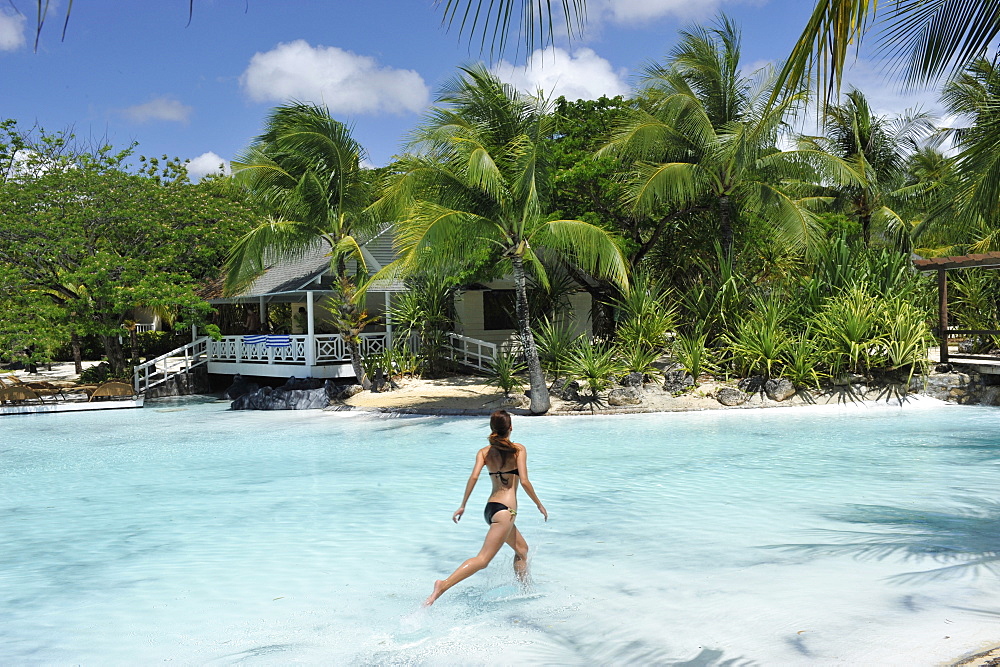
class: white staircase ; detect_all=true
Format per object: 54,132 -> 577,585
445,332 -> 498,371
133,337 -> 210,393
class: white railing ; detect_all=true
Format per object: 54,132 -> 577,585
133,336 -> 210,393
446,332 -> 497,371
134,323 -> 155,333
209,333 -> 391,366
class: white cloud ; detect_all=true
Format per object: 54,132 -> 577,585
122,96 -> 193,124
186,152 -> 230,181
603,0 -> 732,23
493,47 -> 630,101
240,40 -> 429,115
0,10 -> 26,51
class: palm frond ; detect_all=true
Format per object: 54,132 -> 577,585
224,218 -> 327,294
530,219 -> 629,289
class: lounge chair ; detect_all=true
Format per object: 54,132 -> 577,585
0,386 -> 43,405
88,381 -> 137,401
1,376 -> 64,400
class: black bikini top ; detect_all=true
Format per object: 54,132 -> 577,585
489,469 -> 519,484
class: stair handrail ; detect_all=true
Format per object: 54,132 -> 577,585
133,336 -> 210,393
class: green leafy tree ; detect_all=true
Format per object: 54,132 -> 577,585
548,95 -> 665,336
0,121 -> 256,373
605,17 -> 854,261
379,65 -> 628,414
227,102 -> 381,386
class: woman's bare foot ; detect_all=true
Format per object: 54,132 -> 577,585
424,579 -> 447,606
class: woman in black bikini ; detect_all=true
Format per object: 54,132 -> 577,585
424,409 -> 547,606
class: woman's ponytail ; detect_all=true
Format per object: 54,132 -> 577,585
487,409 -> 516,457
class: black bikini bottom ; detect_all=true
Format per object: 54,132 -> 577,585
484,501 -> 516,525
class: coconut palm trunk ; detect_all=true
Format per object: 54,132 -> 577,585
346,337 -> 369,389
511,254 -> 550,413
718,194 -> 734,257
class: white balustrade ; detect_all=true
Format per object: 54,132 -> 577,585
209,333 -> 392,366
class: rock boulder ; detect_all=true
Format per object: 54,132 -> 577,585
663,370 -> 694,393
716,387 -> 749,406
608,386 -> 643,406
764,377 -> 796,402
737,375 -> 766,394
223,374 -> 259,400
621,372 -> 646,388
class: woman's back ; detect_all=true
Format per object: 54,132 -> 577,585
483,444 -> 521,503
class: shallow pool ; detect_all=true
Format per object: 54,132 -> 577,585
1,397 -> 999,664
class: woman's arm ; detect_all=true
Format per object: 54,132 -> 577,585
453,448 -> 486,523
516,445 -> 547,521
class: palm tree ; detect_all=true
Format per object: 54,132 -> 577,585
605,17 -> 854,259
800,88 -> 935,246
775,0 -> 1000,105
906,145 -> 965,254
226,102 -> 380,387
937,58 -> 1000,246
378,65 -> 628,414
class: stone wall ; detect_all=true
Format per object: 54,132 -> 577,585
912,366 -> 1000,406
144,367 -> 211,399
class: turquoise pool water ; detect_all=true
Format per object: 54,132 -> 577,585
2,398 -> 999,664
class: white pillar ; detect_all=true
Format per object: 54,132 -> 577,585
191,324 -> 197,342
305,291 -> 316,368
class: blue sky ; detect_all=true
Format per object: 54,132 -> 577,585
0,1 -> 944,179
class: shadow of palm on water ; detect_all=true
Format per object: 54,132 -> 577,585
765,499 -> 1000,584
513,618 -> 753,666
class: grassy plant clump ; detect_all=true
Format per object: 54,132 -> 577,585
617,345 -> 664,383
881,296 -> 934,379
565,341 -> 623,396
671,328 -> 712,384
613,270 -> 676,353
781,328 -> 824,389
485,349 -> 527,397
533,318 -> 583,385
811,284 -> 884,377
724,294 -> 790,379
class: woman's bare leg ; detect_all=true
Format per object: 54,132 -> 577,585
505,524 -> 529,581
425,513 -> 514,606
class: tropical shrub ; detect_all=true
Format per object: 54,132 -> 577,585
564,341 -> 623,397
671,328 -> 712,384
389,275 -> 457,377
811,284 -> 884,376
613,270 -> 676,352
675,248 -> 746,341
79,361 -> 132,384
951,269 -> 1000,351
724,295 -> 791,378
781,328 -> 824,388
533,318 -> 583,384
617,345 -> 664,383
485,350 -> 527,397
881,297 -> 934,378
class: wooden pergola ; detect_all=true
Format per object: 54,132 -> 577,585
913,251 -> 1000,363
